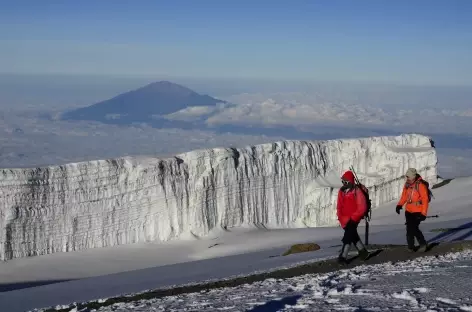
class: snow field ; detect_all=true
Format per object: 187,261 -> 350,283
1,175 -> 471,311
51,249 -> 472,312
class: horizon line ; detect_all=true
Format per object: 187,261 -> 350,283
1,72 -> 471,88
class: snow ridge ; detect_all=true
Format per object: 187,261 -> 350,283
0,134 -> 437,260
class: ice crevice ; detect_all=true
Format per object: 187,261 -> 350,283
0,133 -> 438,260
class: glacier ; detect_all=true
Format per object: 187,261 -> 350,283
0,134 -> 438,260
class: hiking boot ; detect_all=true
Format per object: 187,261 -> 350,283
358,248 -> 369,261
337,255 -> 348,265
407,246 -> 416,252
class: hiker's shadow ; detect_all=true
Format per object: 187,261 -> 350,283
428,221 -> 472,244
426,242 -> 440,251
247,295 -> 302,312
347,249 -> 383,264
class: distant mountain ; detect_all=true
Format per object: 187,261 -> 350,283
61,81 -> 225,123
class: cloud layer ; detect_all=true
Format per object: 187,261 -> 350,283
160,92 -> 472,136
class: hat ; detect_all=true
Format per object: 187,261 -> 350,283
341,170 -> 355,184
405,168 -> 417,179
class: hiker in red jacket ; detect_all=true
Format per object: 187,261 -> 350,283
336,170 -> 369,263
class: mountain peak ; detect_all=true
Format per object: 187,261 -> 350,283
62,81 -> 224,122
141,81 -> 197,96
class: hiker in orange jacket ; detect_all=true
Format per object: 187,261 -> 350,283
336,170 -> 369,264
396,168 -> 430,252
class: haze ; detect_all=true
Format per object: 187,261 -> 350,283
0,0 -> 471,178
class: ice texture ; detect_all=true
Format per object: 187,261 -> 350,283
0,134 -> 437,260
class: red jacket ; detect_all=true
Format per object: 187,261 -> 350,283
337,187 -> 367,228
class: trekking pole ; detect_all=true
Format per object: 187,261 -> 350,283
349,165 -> 361,184
426,215 -> 439,218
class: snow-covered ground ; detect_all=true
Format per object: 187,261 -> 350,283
0,176 -> 471,311
92,250 -> 472,312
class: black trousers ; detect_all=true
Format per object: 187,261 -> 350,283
342,220 -> 361,245
405,211 -> 427,248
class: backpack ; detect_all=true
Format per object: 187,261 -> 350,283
355,183 -> 372,221
415,179 -> 434,203
348,166 -> 372,222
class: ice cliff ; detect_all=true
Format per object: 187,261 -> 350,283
0,134 -> 438,260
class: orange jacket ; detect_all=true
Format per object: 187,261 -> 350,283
397,178 -> 429,216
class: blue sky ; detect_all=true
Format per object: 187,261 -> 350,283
1,0 -> 471,85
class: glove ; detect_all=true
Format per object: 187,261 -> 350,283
396,205 -> 403,214
418,214 -> 426,221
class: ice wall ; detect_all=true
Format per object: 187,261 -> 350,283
0,134 -> 438,260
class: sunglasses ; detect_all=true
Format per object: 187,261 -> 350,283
342,180 -> 350,186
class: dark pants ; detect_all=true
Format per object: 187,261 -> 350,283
405,211 -> 427,248
342,220 -> 361,245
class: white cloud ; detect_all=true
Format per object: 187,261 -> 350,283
203,97 -> 387,127
162,106 -> 218,121
184,92 -> 472,135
